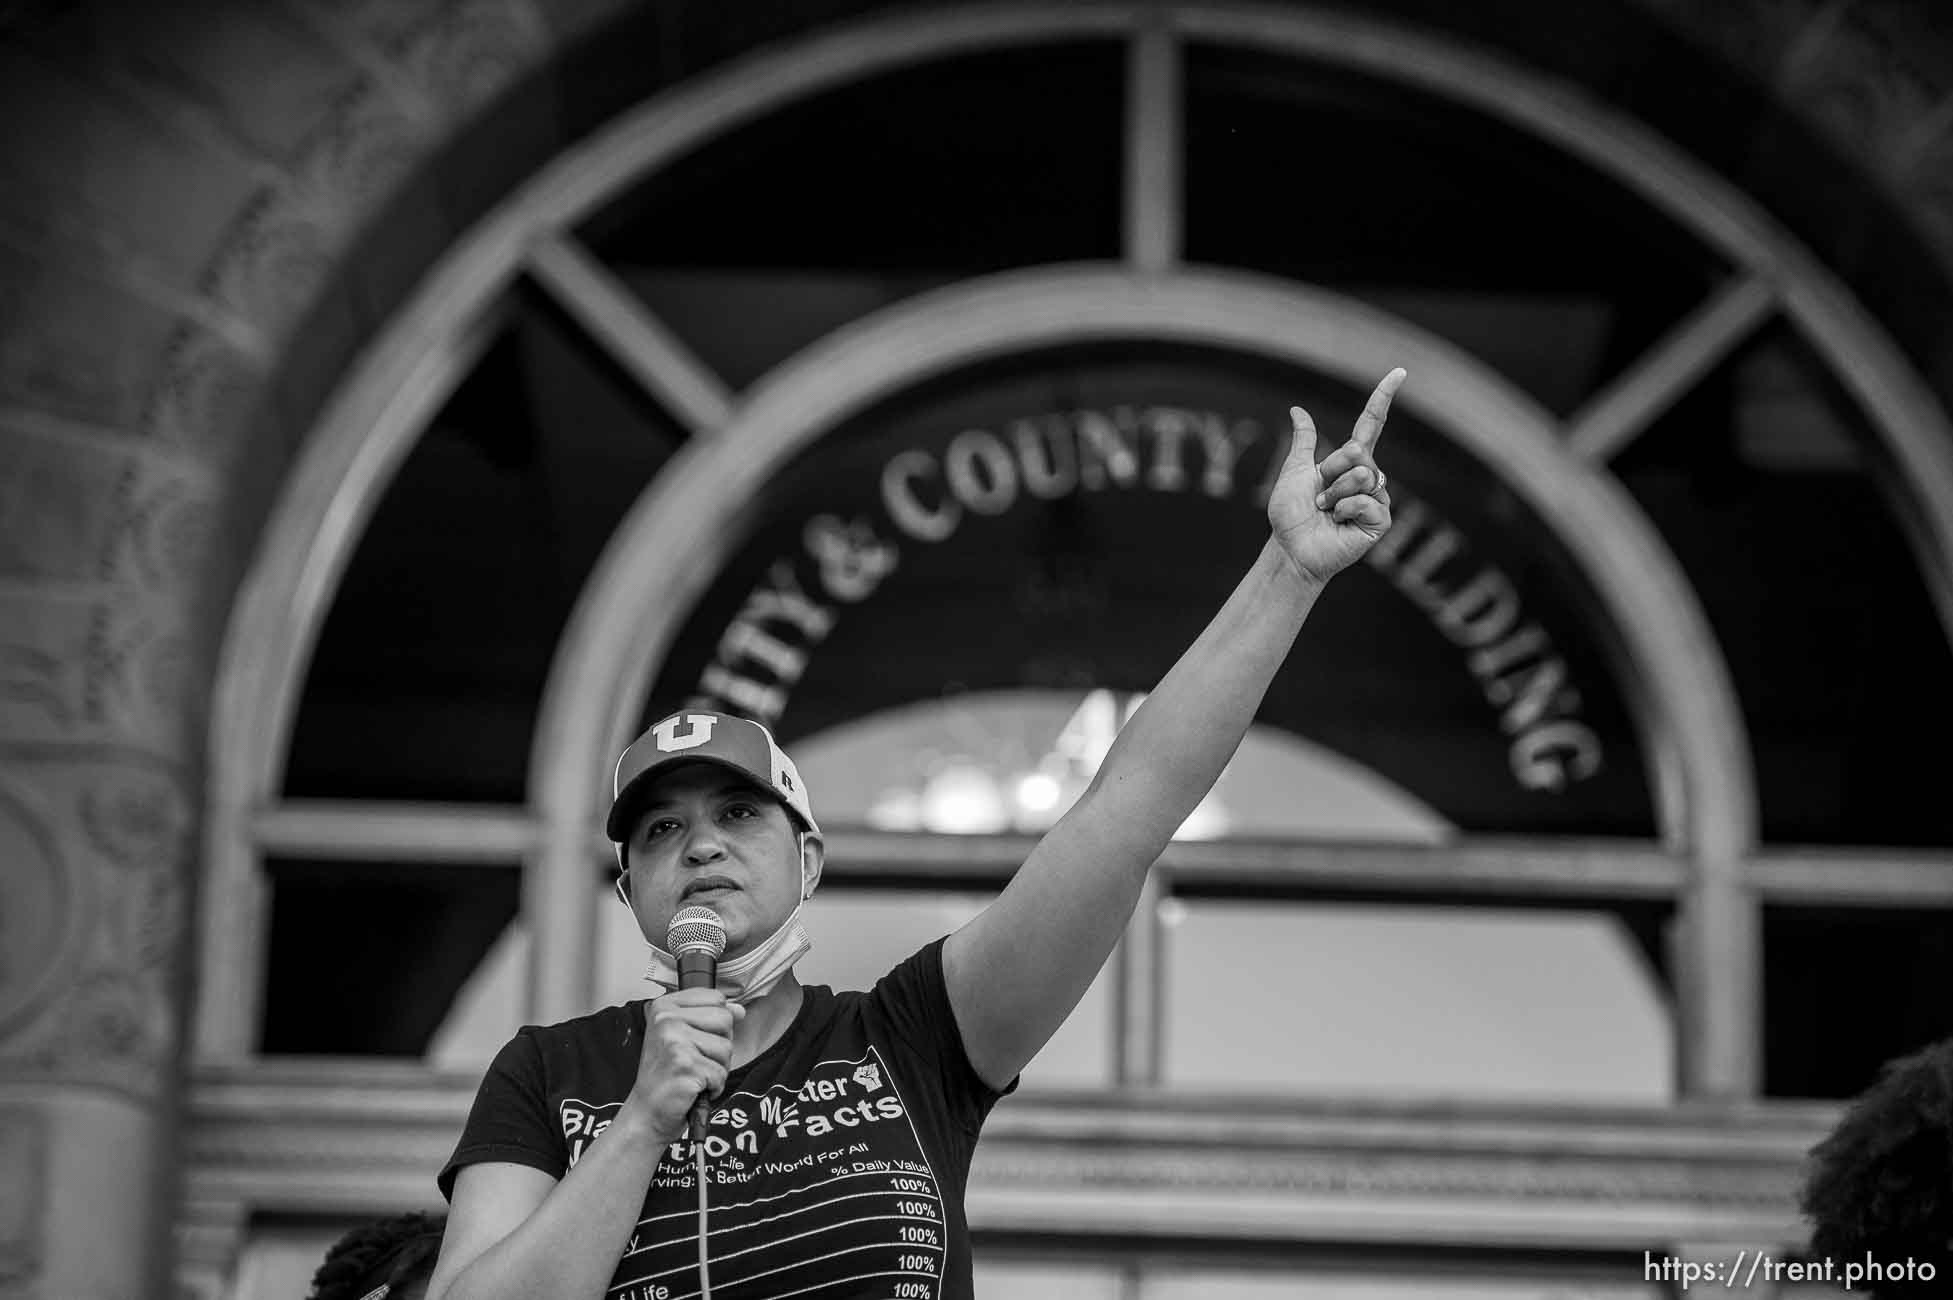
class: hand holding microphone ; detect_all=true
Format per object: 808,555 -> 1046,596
634,906 -> 740,1145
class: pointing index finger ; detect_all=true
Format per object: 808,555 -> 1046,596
1351,367 -> 1407,452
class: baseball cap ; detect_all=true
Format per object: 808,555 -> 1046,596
607,710 -> 819,844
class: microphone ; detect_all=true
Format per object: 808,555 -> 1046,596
666,905 -> 728,1143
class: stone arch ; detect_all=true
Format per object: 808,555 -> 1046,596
192,5 -> 1953,1108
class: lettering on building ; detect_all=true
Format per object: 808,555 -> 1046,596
687,405 -> 1603,791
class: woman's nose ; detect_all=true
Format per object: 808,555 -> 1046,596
683,826 -> 727,863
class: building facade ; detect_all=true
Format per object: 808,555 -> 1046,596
3,2 -> 1953,1297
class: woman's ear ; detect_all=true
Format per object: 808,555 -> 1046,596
609,851 -> 632,909
799,832 -> 825,900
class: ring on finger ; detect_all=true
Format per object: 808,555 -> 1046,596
1374,468 -> 1387,494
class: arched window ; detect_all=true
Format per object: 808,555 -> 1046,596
192,8 -> 1953,1296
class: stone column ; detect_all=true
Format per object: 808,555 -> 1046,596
0,448 -> 205,1296
0,4 -> 590,1295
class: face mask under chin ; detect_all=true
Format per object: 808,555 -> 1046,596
642,899 -> 812,1004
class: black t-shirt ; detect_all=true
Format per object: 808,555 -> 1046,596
440,938 -> 1014,1299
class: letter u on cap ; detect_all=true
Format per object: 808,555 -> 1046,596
606,710 -> 819,843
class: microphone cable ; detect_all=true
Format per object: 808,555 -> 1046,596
665,905 -> 728,1300
694,1136 -> 713,1300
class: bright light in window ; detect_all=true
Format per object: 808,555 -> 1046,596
846,690 -> 1243,837
1015,771 -> 1063,814
1175,791 -> 1230,841
919,764 -> 1009,834
865,787 -> 923,832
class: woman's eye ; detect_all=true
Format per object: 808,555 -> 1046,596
642,819 -> 677,840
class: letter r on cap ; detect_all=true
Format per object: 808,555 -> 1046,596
652,713 -> 719,752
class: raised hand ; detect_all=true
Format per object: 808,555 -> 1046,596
628,988 -> 745,1143
1267,368 -> 1404,585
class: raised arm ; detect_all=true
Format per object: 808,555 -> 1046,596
942,370 -> 1405,1090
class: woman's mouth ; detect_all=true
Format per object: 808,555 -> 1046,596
683,877 -> 738,900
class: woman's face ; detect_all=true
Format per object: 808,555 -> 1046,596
622,763 -> 810,956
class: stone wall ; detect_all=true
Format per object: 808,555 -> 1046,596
0,4 -> 625,1293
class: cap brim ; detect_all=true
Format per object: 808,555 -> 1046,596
606,755 -> 801,842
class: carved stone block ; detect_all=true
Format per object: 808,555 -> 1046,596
0,755 -> 189,1095
0,590 -> 199,751
0,418 -> 215,588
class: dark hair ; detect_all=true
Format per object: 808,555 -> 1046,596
307,1212 -> 446,1300
1799,1037 -> 1953,1297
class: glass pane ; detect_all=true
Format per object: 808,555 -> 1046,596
1763,904 -> 1953,1099
792,691 -> 1451,843
1184,42 -> 1719,418
263,858 -> 516,1057
1162,901 -> 1673,1103
285,305 -> 686,803
427,919 -> 527,1067
1615,322 -> 1953,849
582,45 -> 1124,280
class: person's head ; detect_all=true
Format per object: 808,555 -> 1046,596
1799,1036 -> 1953,1297
607,710 -> 824,957
307,1211 -> 444,1300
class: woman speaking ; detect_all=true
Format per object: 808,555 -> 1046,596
426,370 -> 1407,1300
